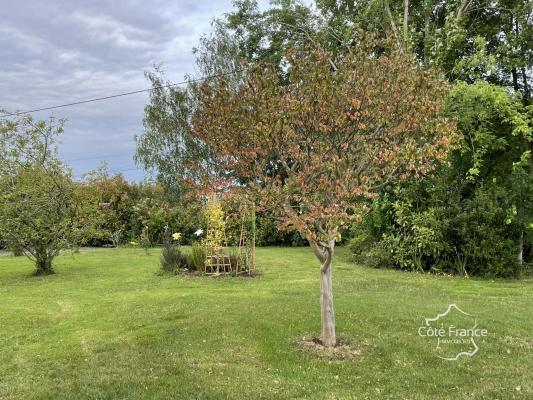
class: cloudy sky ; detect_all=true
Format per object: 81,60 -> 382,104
1,0 -> 276,181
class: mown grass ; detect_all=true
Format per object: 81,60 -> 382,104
0,247 -> 531,399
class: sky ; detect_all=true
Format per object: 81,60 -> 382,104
0,0 -> 275,182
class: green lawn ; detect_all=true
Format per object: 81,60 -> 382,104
0,247 -> 531,399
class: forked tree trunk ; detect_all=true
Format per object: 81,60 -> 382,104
35,257 -> 54,275
310,239 -> 336,347
35,246 -> 55,275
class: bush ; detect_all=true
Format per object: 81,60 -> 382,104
189,242 -> 206,271
350,180 -> 525,277
348,82 -> 531,279
349,236 -> 393,269
160,244 -> 188,272
452,185 -> 521,277
256,215 -> 307,246
160,228 -> 187,272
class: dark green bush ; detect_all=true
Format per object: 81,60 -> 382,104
452,185 -> 521,277
160,245 -> 188,272
350,180 -> 525,277
256,216 -> 307,246
160,228 -> 187,272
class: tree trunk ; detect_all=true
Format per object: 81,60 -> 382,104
403,0 -> 409,44
310,239 -> 336,347
384,0 -> 402,51
35,258 -> 54,275
518,229 -> 523,266
35,246 -> 54,275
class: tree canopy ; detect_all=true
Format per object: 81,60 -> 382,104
0,114 -> 78,275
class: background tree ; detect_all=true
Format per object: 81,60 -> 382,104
191,39 -> 458,347
317,0 -> 531,101
77,164 -> 136,247
350,82 -> 532,276
135,0 -> 317,196
0,114 -> 78,275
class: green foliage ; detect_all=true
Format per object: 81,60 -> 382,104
255,215 -> 307,246
0,115 -> 79,275
351,182 -> 523,277
204,196 -> 226,263
348,210 -> 389,269
316,0 -> 531,102
381,204 -> 449,273
350,82 -> 532,277
7,241 -> 24,257
160,243 -> 185,272
77,164 -> 136,247
75,170 -> 206,248
140,226 -> 152,255
456,185 -> 522,277
189,241 -> 206,271
160,228 -> 187,272
446,82 -> 531,181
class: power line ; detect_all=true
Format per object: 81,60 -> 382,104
0,69 -> 243,119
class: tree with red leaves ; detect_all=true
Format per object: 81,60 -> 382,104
191,37 -> 459,347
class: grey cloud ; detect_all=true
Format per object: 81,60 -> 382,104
1,0 -> 240,181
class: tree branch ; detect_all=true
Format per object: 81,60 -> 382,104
384,0 -> 403,51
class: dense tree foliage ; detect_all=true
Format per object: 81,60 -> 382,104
0,115 -> 78,275
351,82 -> 532,276
316,0 -> 531,99
75,167 -> 205,248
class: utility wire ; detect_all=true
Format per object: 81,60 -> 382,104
0,69 -> 243,119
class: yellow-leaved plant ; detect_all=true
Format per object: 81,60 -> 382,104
204,195 -> 226,272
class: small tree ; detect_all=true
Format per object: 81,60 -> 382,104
0,114 -> 77,275
192,37 -> 459,347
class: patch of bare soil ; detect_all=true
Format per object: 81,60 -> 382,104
176,269 -> 262,278
297,335 -> 362,361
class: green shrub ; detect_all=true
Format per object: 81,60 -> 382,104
350,180 -> 525,277
160,228 -> 187,272
349,236 -> 393,269
256,215 -> 307,246
347,82 -> 531,279
189,242 -> 206,271
160,244 -> 187,272
453,185 -> 521,277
